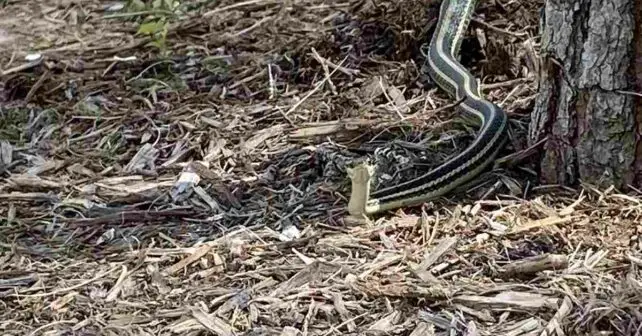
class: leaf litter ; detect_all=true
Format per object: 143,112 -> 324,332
0,0 -> 641,335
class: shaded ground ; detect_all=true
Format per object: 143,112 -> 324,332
1,0 -> 641,335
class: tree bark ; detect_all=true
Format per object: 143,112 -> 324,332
529,0 -> 642,189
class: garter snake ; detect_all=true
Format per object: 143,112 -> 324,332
347,0 -> 508,216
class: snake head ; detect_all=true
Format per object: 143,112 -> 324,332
347,161 -> 376,217
347,162 -> 375,184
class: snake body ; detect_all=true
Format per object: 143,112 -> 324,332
347,0 -> 509,216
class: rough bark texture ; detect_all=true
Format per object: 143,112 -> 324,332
529,0 -> 641,189
633,0 -> 642,186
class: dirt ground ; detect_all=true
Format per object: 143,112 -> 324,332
1,0 -> 641,335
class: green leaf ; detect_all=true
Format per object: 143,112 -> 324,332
137,21 -> 165,35
127,0 -> 147,11
165,0 -> 179,10
148,39 -> 166,49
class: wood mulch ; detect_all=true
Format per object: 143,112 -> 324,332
1,0 -> 640,335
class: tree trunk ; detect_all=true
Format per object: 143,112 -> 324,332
529,0 -> 642,190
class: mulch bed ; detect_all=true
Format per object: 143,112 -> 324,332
1,0 -> 641,335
